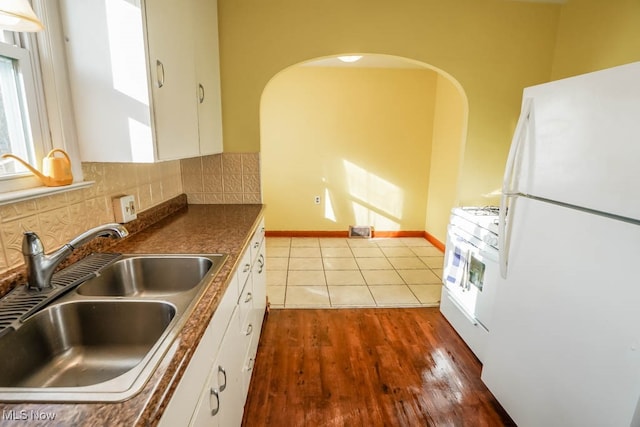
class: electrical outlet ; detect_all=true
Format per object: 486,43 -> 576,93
314,196 -> 321,204
112,195 -> 137,223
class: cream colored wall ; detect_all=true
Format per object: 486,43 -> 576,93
425,74 -> 467,242
261,67 -> 437,231
551,0 -> 640,79
0,162 -> 182,274
218,0 -> 560,206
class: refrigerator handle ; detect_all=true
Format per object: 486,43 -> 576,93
498,193 -> 512,279
499,98 -> 532,278
502,97 -> 533,196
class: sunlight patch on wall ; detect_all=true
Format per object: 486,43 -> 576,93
323,186 -> 336,222
343,159 -> 403,230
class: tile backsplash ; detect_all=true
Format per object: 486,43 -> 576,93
0,153 -> 262,275
181,153 -> 261,204
0,161 -> 183,273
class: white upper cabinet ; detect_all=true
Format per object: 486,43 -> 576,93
145,0 -> 199,160
193,0 -> 224,156
59,0 -> 223,163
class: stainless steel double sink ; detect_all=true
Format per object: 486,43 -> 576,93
0,253 -> 226,402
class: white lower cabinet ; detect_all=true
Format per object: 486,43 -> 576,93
159,218 -> 267,426
190,307 -> 244,427
242,240 -> 266,396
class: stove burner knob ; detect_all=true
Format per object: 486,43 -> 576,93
483,235 -> 499,247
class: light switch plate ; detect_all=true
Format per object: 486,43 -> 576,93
112,195 -> 137,223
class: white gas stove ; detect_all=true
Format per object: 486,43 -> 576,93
440,205 -> 500,362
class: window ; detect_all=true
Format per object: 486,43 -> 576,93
0,29 -> 49,192
0,1 -> 86,202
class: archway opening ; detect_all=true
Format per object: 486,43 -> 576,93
260,54 -> 468,243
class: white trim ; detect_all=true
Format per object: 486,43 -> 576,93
0,0 -> 87,196
32,0 -> 83,182
0,180 -> 93,205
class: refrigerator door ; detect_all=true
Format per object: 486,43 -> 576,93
482,196 -> 640,427
513,62 -> 640,221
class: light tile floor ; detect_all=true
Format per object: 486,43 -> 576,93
266,237 -> 445,309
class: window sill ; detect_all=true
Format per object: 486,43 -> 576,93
0,181 -> 95,206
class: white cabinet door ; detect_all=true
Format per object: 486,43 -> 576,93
190,308 -> 239,427
193,0 -> 224,155
191,306 -> 245,427
60,0 -> 217,162
159,273 -> 238,427
145,0 -> 199,160
60,0 -> 155,162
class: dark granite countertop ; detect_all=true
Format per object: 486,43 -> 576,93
0,203 -> 265,426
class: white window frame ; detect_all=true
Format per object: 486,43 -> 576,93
0,0 -> 88,202
0,33 -> 49,192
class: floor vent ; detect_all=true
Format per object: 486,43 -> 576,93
348,225 -> 372,239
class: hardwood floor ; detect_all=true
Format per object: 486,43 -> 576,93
243,308 -> 515,426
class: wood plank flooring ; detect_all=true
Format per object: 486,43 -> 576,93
243,308 -> 515,426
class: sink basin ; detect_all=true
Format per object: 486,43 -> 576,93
0,253 -> 227,402
0,301 -> 175,388
77,255 -> 214,297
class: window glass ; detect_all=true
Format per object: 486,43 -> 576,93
0,2 -> 85,198
0,53 -> 36,177
0,28 -> 49,192
469,254 -> 485,291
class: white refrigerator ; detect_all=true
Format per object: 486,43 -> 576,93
481,62 -> 640,427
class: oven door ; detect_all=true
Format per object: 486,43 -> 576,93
443,224 -> 498,328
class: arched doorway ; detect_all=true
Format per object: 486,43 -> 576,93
260,54 -> 467,243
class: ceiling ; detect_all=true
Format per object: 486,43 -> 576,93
301,55 -> 428,69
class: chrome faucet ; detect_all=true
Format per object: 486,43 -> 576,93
22,223 -> 129,291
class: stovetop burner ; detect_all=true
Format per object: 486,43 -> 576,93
452,206 -> 500,241
461,206 -> 500,216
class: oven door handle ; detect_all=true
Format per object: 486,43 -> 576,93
461,248 -> 471,291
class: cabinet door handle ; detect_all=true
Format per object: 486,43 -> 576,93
156,60 -> 165,88
218,365 -> 227,392
244,292 -> 253,303
209,388 -> 220,416
247,357 -> 255,371
253,241 -> 260,249
243,263 -> 251,273
245,323 -> 253,336
198,83 -> 205,103
258,254 -> 265,274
